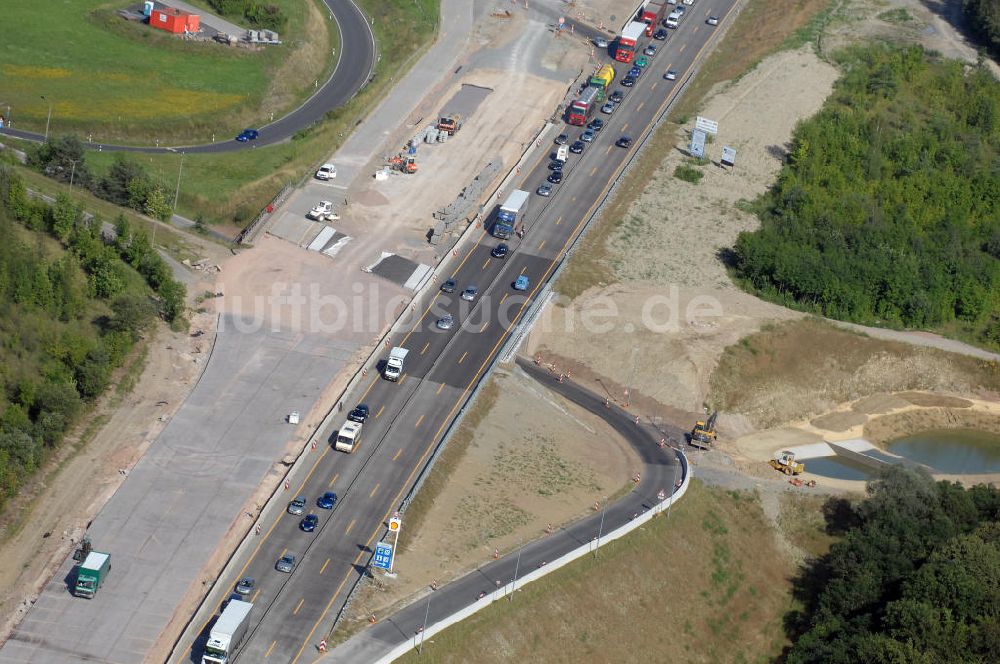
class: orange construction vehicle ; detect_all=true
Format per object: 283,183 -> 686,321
437,114 -> 463,136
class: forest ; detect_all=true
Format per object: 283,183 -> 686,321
0,165 -> 185,507
964,0 -> 1000,55
786,467 -> 1000,662
732,46 -> 1000,346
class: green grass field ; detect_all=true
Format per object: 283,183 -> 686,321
84,0 -> 440,226
2,0 -> 332,143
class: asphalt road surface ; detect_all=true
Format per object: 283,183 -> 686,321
0,0 -> 374,154
325,357 -> 688,662
179,5 -> 738,663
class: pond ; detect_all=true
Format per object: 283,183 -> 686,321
886,429 -> 1000,475
803,455 -> 876,482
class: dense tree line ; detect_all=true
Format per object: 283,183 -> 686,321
732,46 -> 1000,346
0,165 -> 185,504
27,137 -> 172,222
206,0 -> 287,31
787,467 -> 1000,662
964,0 -> 1000,55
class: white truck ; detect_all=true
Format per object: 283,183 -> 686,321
307,200 -> 339,221
202,599 -> 253,664
335,421 -> 363,453
384,346 -> 408,381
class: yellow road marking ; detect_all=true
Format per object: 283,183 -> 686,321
500,292 -> 508,304
458,351 -> 468,364
589,166 -> 597,176
369,484 -> 380,499
398,374 -> 407,386
479,321 -> 488,332
265,641 -> 277,658
420,341 -> 430,355
375,405 -> 384,419
414,414 -> 424,428
288,13 -> 734,661
679,43 -> 687,53
651,82 -> 657,91
328,472 -> 339,488
345,519 -> 356,535
279,547 -> 287,558
320,558 -> 330,575
436,383 -> 445,395
520,266 -> 528,275
251,589 -> 261,603
393,449 -> 403,461
622,123 -> 629,132
482,258 -> 490,270
637,101 -> 645,112
606,145 -> 613,155
555,216 -> 562,225
538,240 -> 546,251
293,599 -> 304,615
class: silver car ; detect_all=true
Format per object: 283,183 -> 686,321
601,102 -> 616,114
436,314 -> 455,330
235,577 -> 255,595
276,554 -> 296,573
287,496 -> 306,515
461,286 -> 478,302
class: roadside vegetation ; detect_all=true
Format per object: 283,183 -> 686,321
398,481 -> 798,664
2,0 -> 328,143
963,0 -> 1000,56
786,467 -> 1000,662
732,45 -> 1000,349
0,165 -> 185,508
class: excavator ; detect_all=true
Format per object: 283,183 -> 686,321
769,450 -> 805,476
689,411 -> 717,450
437,113 -> 463,136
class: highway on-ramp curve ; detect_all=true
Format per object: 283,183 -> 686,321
325,356 -> 688,662
0,0 -> 374,154
179,5 -> 738,663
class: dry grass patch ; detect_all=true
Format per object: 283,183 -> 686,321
710,319 -> 1000,428
398,481 -> 794,664
778,493 -> 839,559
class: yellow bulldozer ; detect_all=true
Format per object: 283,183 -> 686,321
769,450 -> 805,476
689,411 -> 717,450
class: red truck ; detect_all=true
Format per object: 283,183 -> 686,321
614,21 -> 647,63
567,86 -> 600,126
638,1 -> 668,37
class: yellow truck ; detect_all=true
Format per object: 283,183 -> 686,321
588,64 -> 616,102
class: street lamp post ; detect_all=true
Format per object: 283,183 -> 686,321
69,160 -> 77,190
41,96 -> 52,140
595,497 -> 607,557
509,539 -> 523,602
418,590 -> 431,654
173,151 -> 185,209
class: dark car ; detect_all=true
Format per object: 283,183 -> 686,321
549,161 -> 563,172
587,118 -> 605,132
300,514 -> 319,532
581,129 -> 596,143
536,184 -> 552,197
621,76 -> 635,87
235,577 -> 255,595
569,140 -> 585,154
609,90 -> 624,103
629,66 -> 642,78
347,404 -> 369,423
547,171 -> 563,184
616,136 -> 633,148
554,133 -> 569,145
236,129 -> 259,142
441,278 -> 457,293
317,491 -> 338,509
491,243 -> 509,258
654,28 -> 668,40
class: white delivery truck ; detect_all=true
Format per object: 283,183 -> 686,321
384,346 -> 408,381
202,600 -> 253,664
335,421 -> 363,453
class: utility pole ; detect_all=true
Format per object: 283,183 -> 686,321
41,96 -> 52,140
69,160 -> 77,190
509,539 -> 523,602
173,151 -> 185,209
418,590 -> 431,654
595,497 -> 607,556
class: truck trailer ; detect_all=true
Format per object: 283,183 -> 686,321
202,599 -> 253,664
639,1 -> 669,36
567,86 -> 600,126
384,346 -> 409,381
615,21 -> 646,63
493,190 -> 530,239
74,551 -> 111,599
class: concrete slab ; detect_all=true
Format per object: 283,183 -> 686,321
439,84 -> 493,119
0,317 -> 355,664
369,254 -> 425,288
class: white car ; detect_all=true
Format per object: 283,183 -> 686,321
315,163 -> 337,180
664,69 -> 677,81
707,15 -> 719,25
594,37 -> 609,49
307,200 -> 338,220
601,102 -> 616,114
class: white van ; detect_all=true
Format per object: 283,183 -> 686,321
665,10 -> 682,28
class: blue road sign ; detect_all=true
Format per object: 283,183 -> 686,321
373,542 -> 394,570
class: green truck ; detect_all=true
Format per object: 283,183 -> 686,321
74,551 -> 111,599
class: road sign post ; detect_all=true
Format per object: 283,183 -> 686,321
388,516 -> 402,574
373,542 -> 394,571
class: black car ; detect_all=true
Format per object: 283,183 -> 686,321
569,140 -> 585,154
609,90 -> 624,103
441,278 -> 456,293
491,243 -> 509,259
654,28 -> 667,40
621,76 -> 635,87
547,171 -> 563,184
616,136 -> 633,148
347,404 -> 369,423
587,118 -> 605,132
549,161 -> 563,172
554,133 -> 569,145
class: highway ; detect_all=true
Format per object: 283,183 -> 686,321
180,4 -> 739,663
326,356 -> 688,662
0,0 -> 374,154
